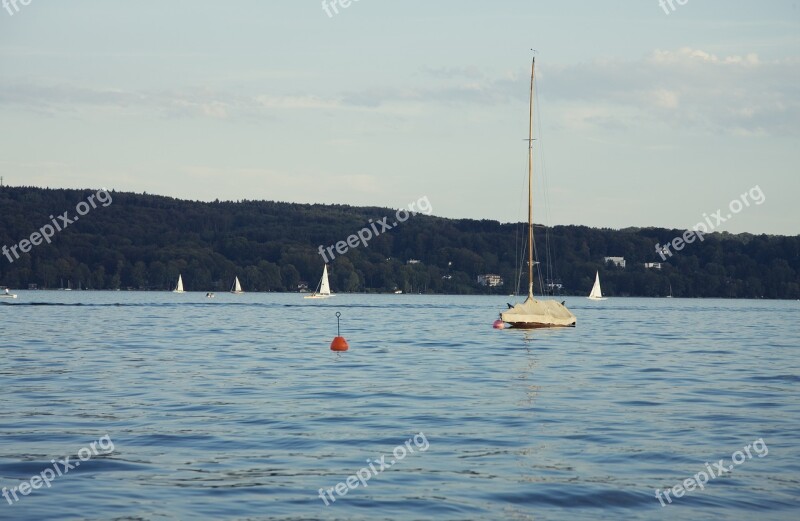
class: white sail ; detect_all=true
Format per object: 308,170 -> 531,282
587,271 -> 607,300
231,276 -> 243,293
304,265 -> 334,299
174,274 -> 184,293
589,272 -> 602,298
319,265 -> 331,295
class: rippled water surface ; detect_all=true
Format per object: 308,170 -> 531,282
1,292 -> 798,520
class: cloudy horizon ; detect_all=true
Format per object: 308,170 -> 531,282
1,0 -> 797,234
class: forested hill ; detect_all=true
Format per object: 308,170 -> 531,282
0,186 -> 798,298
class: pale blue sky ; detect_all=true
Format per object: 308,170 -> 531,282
1,1 -> 798,234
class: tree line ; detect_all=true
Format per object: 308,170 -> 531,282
0,186 -> 797,298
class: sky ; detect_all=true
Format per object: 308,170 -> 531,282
0,0 -> 798,235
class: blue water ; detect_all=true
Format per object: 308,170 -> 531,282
1,293 -> 798,520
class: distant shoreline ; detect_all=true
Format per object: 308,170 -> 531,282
1,187 -> 798,300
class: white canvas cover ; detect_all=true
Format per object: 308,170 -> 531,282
501,296 -> 576,328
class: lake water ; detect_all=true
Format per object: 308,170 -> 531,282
1,293 -> 798,520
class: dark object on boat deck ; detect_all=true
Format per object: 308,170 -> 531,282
507,303 -> 514,309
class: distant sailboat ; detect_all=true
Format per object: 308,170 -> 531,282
587,271 -> 607,301
173,274 -> 185,293
500,57 -> 576,328
230,276 -> 244,294
304,265 -> 334,299
666,283 -> 673,298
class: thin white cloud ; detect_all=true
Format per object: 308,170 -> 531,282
255,95 -> 342,110
1,48 -> 796,135
541,48 -> 800,135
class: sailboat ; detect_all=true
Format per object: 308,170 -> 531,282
500,57 -> 576,329
0,286 -> 17,299
666,283 -> 673,298
304,265 -> 334,299
230,276 -> 244,294
587,271 -> 607,301
173,274 -> 185,293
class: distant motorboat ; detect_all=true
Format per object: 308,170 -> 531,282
173,274 -> 185,293
206,292 -> 215,298
230,276 -> 244,294
394,290 -> 403,294
587,271 -> 607,301
304,265 -> 334,299
0,287 -> 17,299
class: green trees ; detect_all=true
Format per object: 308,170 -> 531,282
0,186 -> 797,298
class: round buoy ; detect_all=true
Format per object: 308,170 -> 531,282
331,336 -> 349,351
331,312 -> 349,351
493,319 -> 505,329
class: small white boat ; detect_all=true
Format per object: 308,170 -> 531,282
304,265 -> 334,299
173,274 -> 185,293
587,271 -> 607,301
206,292 -> 215,298
0,287 -> 17,299
230,276 -> 244,294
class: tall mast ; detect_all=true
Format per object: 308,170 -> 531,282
527,57 -> 535,299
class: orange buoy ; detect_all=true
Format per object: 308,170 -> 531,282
331,312 -> 349,351
331,336 -> 349,351
493,319 -> 505,329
